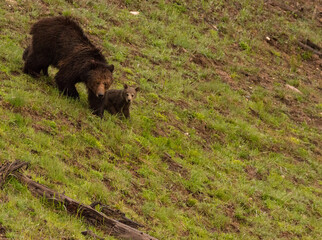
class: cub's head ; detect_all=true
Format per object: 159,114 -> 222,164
122,84 -> 140,103
86,62 -> 114,99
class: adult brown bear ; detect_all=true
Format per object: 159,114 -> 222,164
23,16 -> 114,115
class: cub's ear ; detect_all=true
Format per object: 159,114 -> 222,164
135,87 -> 140,92
124,84 -> 128,89
107,64 -> 114,73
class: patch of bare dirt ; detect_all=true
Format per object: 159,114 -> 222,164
102,177 -> 117,192
0,224 -> 8,240
189,118 -> 225,146
32,123 -> 55,135
61,154 -> 86,171
108,0 -> 126,8
244,165 -> 265,180
223,203 -> 241,233
288,108 -> 321,129
166,181 -> 191,204
191,53 -> 218,68
0,191 -> 9,205
84,147 -> 102,159
291,175 -> 305,185
161,152 -> 189,179
215,69 -> 239,90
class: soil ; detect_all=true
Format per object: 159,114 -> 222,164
161,152 -> 189,179
0,224 -> 7,240
244,165 -> 264,180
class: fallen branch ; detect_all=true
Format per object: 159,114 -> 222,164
0,160 -> 28,188
298,41 -> 322,58
305,39 -> 321,51
0,160 -> 158,240
90,201 -> 144,229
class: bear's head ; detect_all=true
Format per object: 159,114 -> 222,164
86,62 -> 114,99
122,84 -> 140,103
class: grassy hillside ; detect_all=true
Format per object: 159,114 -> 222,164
0,0 -> 321,239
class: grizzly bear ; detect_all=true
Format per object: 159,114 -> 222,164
98,84 -> 139,119
23,16 -> 114,114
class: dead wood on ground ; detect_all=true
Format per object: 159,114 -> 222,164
298,40 -> 322,58
0,160 -> 158,240
90,201 -> 144,229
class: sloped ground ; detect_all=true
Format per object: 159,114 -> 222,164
0,0 -> 321,239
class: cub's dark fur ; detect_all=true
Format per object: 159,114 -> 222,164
99,84 -> 139,119
23,16 -> 114,114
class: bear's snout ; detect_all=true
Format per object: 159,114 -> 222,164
125,95 -> 132,103
96,83 -> 106,98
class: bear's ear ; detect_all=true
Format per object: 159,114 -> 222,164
124,84 -> 128,89
107,64 -> 114,73
135,87 -> 140,92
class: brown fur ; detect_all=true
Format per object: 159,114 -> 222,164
98,84 -> 139,119
22,16 -> 114,114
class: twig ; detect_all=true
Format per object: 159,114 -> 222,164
298,41 -> 322,58
306,39 -> 321,51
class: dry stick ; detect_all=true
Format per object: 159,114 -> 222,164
306,39 -> 321,51
15,173 -> 158,240
298,41 -> 322,58
0,161 -> 28,188
0,161 -> 157,240
90,201 -> 144,229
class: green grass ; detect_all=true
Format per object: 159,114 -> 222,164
0,0 -> 321,239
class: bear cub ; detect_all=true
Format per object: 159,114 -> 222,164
99,84 -> 139,119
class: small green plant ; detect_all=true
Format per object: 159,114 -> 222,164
239,41 -> 251,52
7,94 -> 26,108
290,55 -> 301,72
301,51 -> 312,60
287,78 -> 300,87
270,49 -> 281,57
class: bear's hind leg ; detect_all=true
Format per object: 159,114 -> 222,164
42,66 -> 49,76
23,60 -> 42,77
23,52 -> 48,78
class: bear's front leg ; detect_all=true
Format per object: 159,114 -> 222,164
122,107 -> 130,119
55,71 -> 80,99
88,90 -> 105,116
106,104 -> 117,115
92,107 -> 104,118
61,84 -> 79,99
